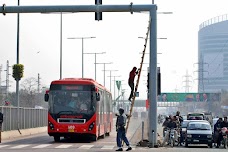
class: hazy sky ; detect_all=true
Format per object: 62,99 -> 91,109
0,0 -> 228,99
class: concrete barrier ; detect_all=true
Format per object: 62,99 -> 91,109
2,126 -> 47,140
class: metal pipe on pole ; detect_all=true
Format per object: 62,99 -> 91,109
149,7 -> 157,145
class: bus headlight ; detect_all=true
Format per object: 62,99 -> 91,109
207,135 -> 212,138
48,121 -> 55,130
88,122 -> 95,131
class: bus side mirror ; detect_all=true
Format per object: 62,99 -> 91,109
96,93 -> 100,101
44,94 -> 49,102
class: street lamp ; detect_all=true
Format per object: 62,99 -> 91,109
103,70 -> 118,92
67,36 -> 96,78
42,12 -> 75,79
84,52 -> 106,80
95,62 -> 112,86
108,75 -> 121,100
16,0 -> 20,132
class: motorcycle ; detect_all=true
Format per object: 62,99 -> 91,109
221,127 -> 228,149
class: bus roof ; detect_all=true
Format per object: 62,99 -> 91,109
51,78 -> 111,93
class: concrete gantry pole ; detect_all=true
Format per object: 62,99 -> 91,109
149,7 -> 157,145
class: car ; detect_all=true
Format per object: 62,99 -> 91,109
187,112 -> 205,120
185,121 -> 213,148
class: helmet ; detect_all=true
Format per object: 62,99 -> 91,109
118,108 -> 124,114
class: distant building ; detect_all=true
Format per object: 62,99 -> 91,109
198,14 -> 228,92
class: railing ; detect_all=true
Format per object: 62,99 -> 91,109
0,106 -> 48,132
199,14 -> 228,30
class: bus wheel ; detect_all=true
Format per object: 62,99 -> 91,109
91,135 -> 97,141
54,136 -> 60,142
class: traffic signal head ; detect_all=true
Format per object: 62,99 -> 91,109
95,0 -> 102,21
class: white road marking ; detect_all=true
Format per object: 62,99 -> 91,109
55,144 -> 73,148
101,145 -> 115,149
0,145 -> 9,148
78,145 -> 94,149
32,144 -> 52,148
11,144 -> 30,149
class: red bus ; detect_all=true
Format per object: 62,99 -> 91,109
44,78 -> 113,142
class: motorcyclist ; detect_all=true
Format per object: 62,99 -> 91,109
175,111 -> 183,124
221,117 -> 228,128
215,118 -> 223,148
162,116 -> 177,146
162,117 -> 170,137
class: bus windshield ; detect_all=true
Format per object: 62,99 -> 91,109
49,90 -> 96,115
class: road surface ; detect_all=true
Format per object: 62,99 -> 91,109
0,118 -> 227,151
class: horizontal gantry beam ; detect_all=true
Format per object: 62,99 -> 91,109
0,4 -> 156,14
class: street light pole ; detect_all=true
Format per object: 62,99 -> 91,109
60,12 -> 63,79
67,37 -> 96,78
103,70 -> 118,92
16,0 -> 20,132
82,38 -> 84,78
109,75 -> 121,100
95,62 -> 112,86
84,52 -> 106,80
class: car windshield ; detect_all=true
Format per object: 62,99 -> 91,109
48,90 -> 96,115
187,123 -> 211,130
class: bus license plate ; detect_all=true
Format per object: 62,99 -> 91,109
68,129 -> 74,132
193,140 -> 199,142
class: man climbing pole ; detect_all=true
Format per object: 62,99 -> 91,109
128,67 -> 139,102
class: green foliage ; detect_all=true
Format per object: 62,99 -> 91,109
12,64 -> 24,81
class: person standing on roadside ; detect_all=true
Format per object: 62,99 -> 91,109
115,108 -> 132,151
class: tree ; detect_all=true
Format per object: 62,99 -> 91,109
20,77 -> 37,107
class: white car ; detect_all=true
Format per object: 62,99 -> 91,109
185,121 -> 213,148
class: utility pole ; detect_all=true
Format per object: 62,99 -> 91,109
0,65 -> 2,93
182,70 -> 192,93
5,60 -> 10,99
37,73 -> 41,94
